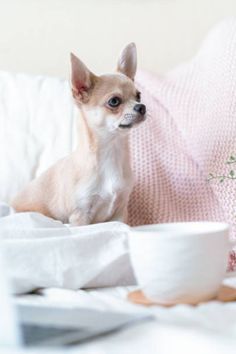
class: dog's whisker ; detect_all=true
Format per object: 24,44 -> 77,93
146,111 -> 152,118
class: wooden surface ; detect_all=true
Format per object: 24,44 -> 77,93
128,286 -> 236,307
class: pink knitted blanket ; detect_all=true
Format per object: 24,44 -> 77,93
128,19 -> 236,271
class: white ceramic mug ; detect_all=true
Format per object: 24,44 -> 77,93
129,222 -> 230,305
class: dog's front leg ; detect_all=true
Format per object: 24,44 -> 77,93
69,210 -> 91,226
110,205 -> 128,223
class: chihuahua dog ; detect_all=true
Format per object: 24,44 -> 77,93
12,43 -> 146,225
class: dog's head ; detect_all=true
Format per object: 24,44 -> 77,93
70,43 -> 146,135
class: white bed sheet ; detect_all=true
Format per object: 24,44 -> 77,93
16,278 -> 236,354
0,203 -> 136,294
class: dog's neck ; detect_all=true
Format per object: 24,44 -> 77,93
75,107 -> 130,164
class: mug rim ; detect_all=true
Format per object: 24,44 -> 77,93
130,221 -> 230,239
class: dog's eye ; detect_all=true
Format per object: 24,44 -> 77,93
108,96 -> 122,108
136,91 -> 141,102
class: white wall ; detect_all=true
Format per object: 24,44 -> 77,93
0,0 -> 236,78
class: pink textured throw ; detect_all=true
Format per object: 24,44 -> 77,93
128,19 -> 236,271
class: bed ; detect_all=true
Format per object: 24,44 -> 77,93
2,18 -> 236,353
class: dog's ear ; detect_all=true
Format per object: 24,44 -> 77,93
70,53 -> 96,102
117,43 -> 137,81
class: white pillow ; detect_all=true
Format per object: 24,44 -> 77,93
0,72 -> 76,202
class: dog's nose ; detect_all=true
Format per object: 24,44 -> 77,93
134,104 -> 146,116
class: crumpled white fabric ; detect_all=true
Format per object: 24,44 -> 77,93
0,203 -> 135,294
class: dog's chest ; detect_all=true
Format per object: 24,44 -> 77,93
75,151 -> 132,221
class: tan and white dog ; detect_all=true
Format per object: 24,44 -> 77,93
12,43 -> 146,225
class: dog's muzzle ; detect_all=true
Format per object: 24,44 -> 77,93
119,104 -> 146,129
